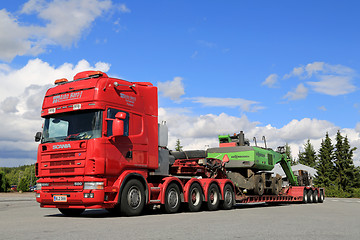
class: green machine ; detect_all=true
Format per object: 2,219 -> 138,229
207,131 -> 298,195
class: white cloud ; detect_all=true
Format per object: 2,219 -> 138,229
282,62 -> 356,96
190,97 -> 263,112
356,122 -> 360,132
262,73 -> 278,88
307,75 -> 356,96
198,40 -> 216,48
283,66 -> 305,79
305,62 -> 325,77
0,0 -> 128,62
0,9 -> 38,61
283,83 -> 308,100
0,58 -> 111,102
0,58 -> 111,167
158,77 -> 185,101
318,106 -> 327,111
118,3 -> 131,13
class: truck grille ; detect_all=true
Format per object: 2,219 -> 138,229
50,160 -> 76,166
51,153 -> 75,159
50,168 -> 75,174
40,150 -> 86,176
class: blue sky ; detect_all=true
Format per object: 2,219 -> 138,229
0,0 -> 360,167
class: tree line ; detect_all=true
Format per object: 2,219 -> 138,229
0,165 -> 36,192
293,131 -> 360,197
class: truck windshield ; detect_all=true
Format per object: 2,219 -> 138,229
42,110 -> 102,143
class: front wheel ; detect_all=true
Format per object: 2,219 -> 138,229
58,208 -> 84,216
120,179 -> 145,216
164,183 -> 181,214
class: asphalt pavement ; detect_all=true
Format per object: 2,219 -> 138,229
0,193 -> 359,240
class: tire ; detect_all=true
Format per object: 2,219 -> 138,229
307,189 -> 314,203
271,178 -> 280,195
221,184 -> 234,210
207,183 -> 220,211
188,183 -> 203,212
254,175 -> 265,196
318,189 -> 325,203
313,190 -> 319,203
58,208 -> 84,216
120,179 -> 145,216
164,183 -> 181,214
303,189 -> 308,203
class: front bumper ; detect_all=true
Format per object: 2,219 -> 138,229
36,177 -> 118,209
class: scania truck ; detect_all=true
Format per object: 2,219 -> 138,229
34,71 -> 324,216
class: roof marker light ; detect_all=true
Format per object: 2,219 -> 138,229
54,78 -> 68,85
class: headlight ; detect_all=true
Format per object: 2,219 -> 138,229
36,183 -> 49,190
84,182 -> 104,190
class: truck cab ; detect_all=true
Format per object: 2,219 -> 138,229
35,71 -> 159,211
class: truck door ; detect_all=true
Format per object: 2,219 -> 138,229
104,107 -> 148,175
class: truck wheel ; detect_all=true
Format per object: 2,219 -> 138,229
307,189 -> 314,203
221,184 -> 234,210
58,208 -> 84,216
120,179 -> 145,216
271,178 -> 280,195
313,190 -> 319,203
188,183 -> 203,212
303,189 -> 308,203
164,183 -> 181,214
318,189 -> 325,203
207,183 -> 220,211
254,175 -> 265,196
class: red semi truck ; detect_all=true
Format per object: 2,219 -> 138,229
34,71 -> 324,216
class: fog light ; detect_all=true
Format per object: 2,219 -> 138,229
84,193 -> 94,198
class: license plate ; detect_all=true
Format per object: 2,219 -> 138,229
53,195 -> 67,202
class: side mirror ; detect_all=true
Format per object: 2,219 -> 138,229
35,132 -> 42,142
112,112 -> 127,137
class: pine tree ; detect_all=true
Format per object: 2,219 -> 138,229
313,132 -> 335,187
334,131 -> 358,191
175,139 -> 183,151
298,139 -> 317,167
285,143 -> 297,165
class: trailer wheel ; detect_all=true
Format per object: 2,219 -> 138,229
221,184 -> 234,210
207,183 -> 220,211
58,208 -> 84,216
120,179 -> 145,216
164,183 -> 181,214
318,189 -> 325,203
313,190 -> 319,203
303,189 -> 308,203
307,189 -> 314,203
188,183 -> 203,212
254,175 -> 265,196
